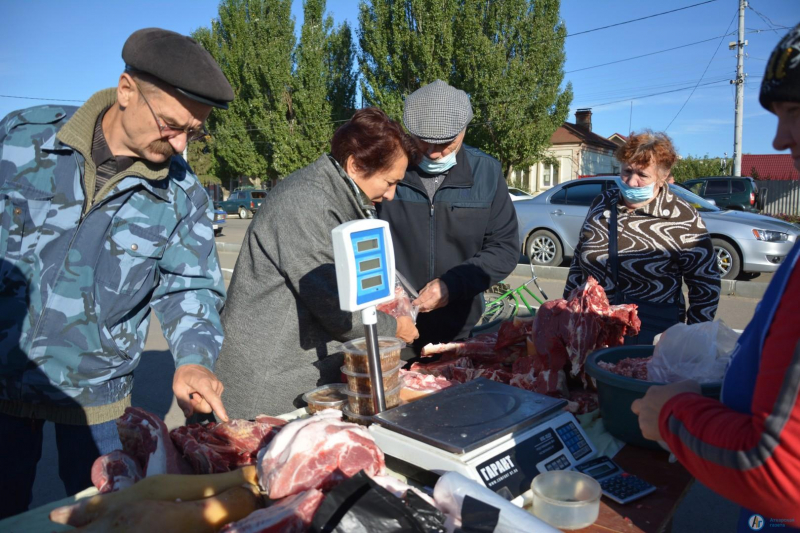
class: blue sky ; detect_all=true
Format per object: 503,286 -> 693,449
1,0 -> 798,159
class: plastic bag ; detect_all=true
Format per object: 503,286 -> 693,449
433,472 -> 559,533
377,279 -> 420,323
310,471 -> 446,533
648,320 -> 740,384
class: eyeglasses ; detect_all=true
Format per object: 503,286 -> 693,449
135,82 -> 208,143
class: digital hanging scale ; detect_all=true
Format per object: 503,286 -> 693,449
369,378 -> 598,506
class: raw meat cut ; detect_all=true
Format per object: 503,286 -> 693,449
495,316 -> 534,350
117,407 -> 187,476
533,277 -> 640,383
565,391 -> 599,415
220,489 -> 325,533
508,369 -> 568,398
90,450 -> 143,494
170,417 -> 286,474
420,333 -> 498,358
512,356 -> 535,375
377,284 -> 417,320
258,410 -> 386,500
597,357 -> 652,380
401,370 -> 455,392
410,356 -> 474,380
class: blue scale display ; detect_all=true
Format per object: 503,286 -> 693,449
352,228 -> 391,306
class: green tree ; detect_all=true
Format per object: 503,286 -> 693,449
326,21 -> 357,122
193,0 -> 296,182
357,0 -> 572,177
291,0 -> 335,167
671,155 -> 727,183
187,136 -> 221,186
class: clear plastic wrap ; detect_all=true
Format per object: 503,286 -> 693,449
648,320 -> 740,384
377,279 -> 420,323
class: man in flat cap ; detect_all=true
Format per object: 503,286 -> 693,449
0,28 -> 232,517
377,80 -> 519,352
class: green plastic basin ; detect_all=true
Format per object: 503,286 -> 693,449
585,346 -> 722,450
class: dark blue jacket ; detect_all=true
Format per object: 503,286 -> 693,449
377,145 -> 519,349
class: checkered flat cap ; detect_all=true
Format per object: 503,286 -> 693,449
403,80 -> 473,143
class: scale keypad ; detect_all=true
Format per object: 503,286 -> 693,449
544,454 -> 571,471
600,473 -> 655,504
555,422 -> 591,460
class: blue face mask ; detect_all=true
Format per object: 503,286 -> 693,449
616,177 -> 656,203
418,149 -> 458,175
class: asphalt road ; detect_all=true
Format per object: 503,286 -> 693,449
29,215 -> 753,530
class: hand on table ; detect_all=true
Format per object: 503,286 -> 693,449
395,316 -> 419,343
173,364 -> 228,422
631,380 -> 701,441
412,278 -> 449,313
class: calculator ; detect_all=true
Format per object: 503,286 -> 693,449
573,456 -> 656,504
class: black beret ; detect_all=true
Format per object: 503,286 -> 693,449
122,28 -> 234,109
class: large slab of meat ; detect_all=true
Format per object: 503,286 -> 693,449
220,488 -> 325,533
533,277 -> 640,383
258,409 -> 386,500
170,416 -> 286,474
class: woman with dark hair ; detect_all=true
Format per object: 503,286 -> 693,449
563,130 -> 720,343
214,108 -> 421,419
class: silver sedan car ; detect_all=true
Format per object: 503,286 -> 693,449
514,177 -> 800,280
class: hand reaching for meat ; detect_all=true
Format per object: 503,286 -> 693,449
413,278 -> 449,313
173,364 -> 228,422
395,316 -> 419,343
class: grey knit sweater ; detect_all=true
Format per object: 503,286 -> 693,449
214,155 -> 397,419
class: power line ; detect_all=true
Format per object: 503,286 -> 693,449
565,0 -> 719,39
0,94 -> 86,103
664,10 -> 738,131
565,33 -> 735,74
747,3 -> 788,34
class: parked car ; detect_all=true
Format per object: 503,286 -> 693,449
514,177 -> 800,280
681,176 -> 767,213
218,189 -> 268,219
212,208 -> 227,237
508,187 -> 535,202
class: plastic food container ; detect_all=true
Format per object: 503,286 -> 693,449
342,337 -> 404,373
342,407 -> 374,426
341,363 -> 402,394
531,471 -> 601,530
301,383 -> 348,414
343,383 -> 402,415
585,345 -> 722,449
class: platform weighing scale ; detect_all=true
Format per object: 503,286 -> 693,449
331,220 -> 597,506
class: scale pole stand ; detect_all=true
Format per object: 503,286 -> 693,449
362,306 -> 386,413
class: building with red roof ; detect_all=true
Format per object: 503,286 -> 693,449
742,154 -> 798,181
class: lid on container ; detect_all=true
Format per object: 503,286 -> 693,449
342,407 -> 375,423
342,383 -> 403,398
302,383 -> 348,405
340,362 -> 403,378
342,337 -> 405,356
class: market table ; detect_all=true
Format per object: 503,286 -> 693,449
574,446 -> 693,533
0,444 -> 693,533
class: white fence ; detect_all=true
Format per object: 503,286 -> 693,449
756,180 -> 800,216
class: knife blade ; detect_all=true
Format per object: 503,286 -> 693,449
395,270 -> 419,300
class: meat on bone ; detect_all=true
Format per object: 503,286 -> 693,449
90,450 -> 143,494
257,409 -> 386,500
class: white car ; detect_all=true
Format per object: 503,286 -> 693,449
508,187 -> 535,202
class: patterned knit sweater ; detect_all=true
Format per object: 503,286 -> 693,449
563,185 -> 721,324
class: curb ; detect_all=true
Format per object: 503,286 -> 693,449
215,243 -> 769,300
511,263 -> 767,299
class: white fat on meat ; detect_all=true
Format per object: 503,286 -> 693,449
257,409 -> 386,499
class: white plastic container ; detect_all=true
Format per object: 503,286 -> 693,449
531,471 -> 601,530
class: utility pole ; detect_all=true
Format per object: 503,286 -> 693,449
731,0 -> 747,176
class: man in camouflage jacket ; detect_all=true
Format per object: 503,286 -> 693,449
0,29 -> 233,517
